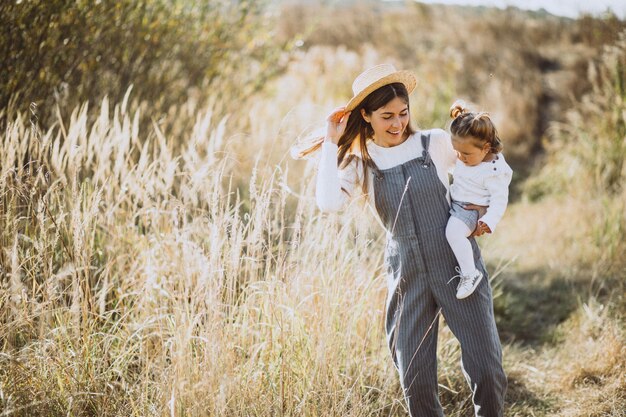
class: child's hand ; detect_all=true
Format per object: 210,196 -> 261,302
472,221 -> 492,237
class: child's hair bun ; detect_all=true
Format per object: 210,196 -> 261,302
449,100 -> 468,119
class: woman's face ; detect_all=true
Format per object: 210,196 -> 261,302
451,135 -> 489,166
361,97 -> 410,147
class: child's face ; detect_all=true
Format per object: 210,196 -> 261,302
452,135 -> 489,166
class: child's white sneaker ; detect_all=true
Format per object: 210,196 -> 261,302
456,270 -> 483,299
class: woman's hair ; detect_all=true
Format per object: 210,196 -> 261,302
337,82 -> 415,195
449,100 -> 503,153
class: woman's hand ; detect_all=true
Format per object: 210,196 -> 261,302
326,107 -> 351,144
462,203 -> 489,237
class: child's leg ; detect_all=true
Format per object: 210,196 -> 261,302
445,216 -> 478,276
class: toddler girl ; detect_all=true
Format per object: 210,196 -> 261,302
446,101 -> 513,299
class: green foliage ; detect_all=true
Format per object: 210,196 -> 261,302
1,0 -> 286,121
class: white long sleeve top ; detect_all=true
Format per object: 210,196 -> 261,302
315,128 -> 513,233
315,128 -> 457,212
449,154 -> 513,232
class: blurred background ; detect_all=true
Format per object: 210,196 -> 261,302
1,1 -> 624,416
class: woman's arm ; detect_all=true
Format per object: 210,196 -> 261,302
315,141 -> 357,212
315,107 -> 357,212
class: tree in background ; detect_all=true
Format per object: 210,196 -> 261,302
1,0 -> 287,122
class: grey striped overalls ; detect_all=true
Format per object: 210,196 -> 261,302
372,133 -> 507,417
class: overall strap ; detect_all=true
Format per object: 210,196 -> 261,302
420,132 -> 432,167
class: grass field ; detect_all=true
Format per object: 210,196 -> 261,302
1,2 -> 624,416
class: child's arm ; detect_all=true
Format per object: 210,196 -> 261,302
480,169 -> 513,232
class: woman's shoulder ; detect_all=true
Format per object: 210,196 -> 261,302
415,128 -> 453,161
414,128 -> 449,141
419,128 -> 451,151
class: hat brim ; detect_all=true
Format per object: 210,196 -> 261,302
344,71 -> 417,112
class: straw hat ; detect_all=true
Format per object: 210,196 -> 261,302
345,64 -> 417,112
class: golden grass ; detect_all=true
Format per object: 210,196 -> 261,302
0,95 -> 405,416
484,196 -> 601,273
1,16 -> 625,417
2,92 -> 622,416
500,300 -> 625,417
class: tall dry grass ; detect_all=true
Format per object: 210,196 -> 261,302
0,83 -> 483,415
523,30 -> 626,279
1,3 -> 625,417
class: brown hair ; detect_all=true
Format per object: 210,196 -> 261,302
449,100 -> 503,153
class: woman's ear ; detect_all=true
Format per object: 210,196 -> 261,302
360,109 -> 370,123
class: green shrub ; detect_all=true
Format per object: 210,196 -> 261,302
1,0 -> 287,122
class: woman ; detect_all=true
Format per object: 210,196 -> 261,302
305,64 -> 507,416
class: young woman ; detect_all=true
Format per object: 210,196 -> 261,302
302,64 -> 507,416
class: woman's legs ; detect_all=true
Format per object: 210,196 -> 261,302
385,237 -> 447,416
387,272 -> 444,417
433,270 -> 507,417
